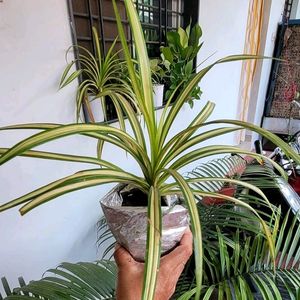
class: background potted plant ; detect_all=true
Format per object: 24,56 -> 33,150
150,58 -> 166,107
60,27 -> 135,124
0,0 -> 300,299
161,23 -> 203,107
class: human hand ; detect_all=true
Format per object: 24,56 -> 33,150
114,229 -> 193,300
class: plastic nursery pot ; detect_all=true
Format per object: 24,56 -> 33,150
86,95 -> 105,123
202,186 -> 237,206
289,175 -> 300,195
153,84 -> 164,107
100,184 -> 189,261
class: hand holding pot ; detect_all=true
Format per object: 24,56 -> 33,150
114,229 -> 193,300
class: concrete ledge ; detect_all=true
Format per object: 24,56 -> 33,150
262,117 -> 300,135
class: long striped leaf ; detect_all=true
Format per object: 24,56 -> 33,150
158,101 -> 215,150
19,170 -> 148,215
206,119 -> 300,165
111,0 -> 145,116
157,127 -> 243,171
0,169 -> 147,213
158,55 -> 267,149
165,169 -> 203,300
123,0 -> 154,123
142,186 -> 162,300
0,123 -> 152,180
161,177 -> 273,210
0,147 -> 119,170
159,145 -> 287,185
0,123 -> 151,178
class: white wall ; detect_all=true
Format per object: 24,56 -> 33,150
291,0 -> 300,19
0,0 -> 282,294
197,0 -> 250,146
250,0 -> 286,144
0,0 -> 106,291
197,0 -> 286,146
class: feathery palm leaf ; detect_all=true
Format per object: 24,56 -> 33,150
175,208 -> 300,300
1,261 -> 116,300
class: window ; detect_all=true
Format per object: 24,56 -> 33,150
66,0 -> 199,121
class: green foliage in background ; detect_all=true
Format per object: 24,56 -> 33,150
161,23 -> 203,107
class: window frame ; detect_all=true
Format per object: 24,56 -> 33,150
66,0 -> 199,123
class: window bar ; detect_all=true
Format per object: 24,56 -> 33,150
142,0 -> 145,23
176,0 -> 179,28
159,0 -> 162,45
67,0 -> 89,122
97,0 -> 106,54
87,0 -> 97,54
165,0 -> 168,43
283,0 -> 293,24
129,4 -> 134,56
135,0 -> 140,25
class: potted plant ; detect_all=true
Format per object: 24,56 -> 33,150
150,58 -> 166,107
0,0 -> 299,299
160,23 -> 203,107
59,26 -> 135,124
186,155 -> 246,206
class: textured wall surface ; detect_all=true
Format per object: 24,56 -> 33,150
269,25 -> 300,119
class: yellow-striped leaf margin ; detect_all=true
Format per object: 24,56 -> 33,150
142,186 -> 162,300
164,169 -> 203,300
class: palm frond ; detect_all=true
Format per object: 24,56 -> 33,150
1,261 -> 116,300
175,210 -> 300,300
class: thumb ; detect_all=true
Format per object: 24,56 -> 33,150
114,244 -> 135,268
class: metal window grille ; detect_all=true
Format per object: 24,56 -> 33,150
283,0 -> 294,24
67,0 -> 199,121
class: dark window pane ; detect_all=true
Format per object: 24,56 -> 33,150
144,28 -> 159,42
146,43 -> 160,57
68,0 -> 197,121
91,0 -> 99,15
167,12 -> 181,28
77,40 -> 93,54
74,17 -> 91,37
103,0 -> 127,19
72,0 -> 88,13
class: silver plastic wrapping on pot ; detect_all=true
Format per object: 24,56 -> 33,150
100,184 -> 189,261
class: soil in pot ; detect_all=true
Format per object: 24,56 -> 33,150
120,188 -> 168,207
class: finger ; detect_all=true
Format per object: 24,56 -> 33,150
161,228 -> 193,268
114,244 -> 135,267
180,228 -> 193,247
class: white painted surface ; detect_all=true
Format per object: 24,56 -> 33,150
88,96 -> 105,122
0,0 -> 105,292
263,117 -> 300,135
250,0 -> 286,144
0,0 -> 282,294
197,0 -> 250,145
291,0 -> 300,19
153,84 -> 164,107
